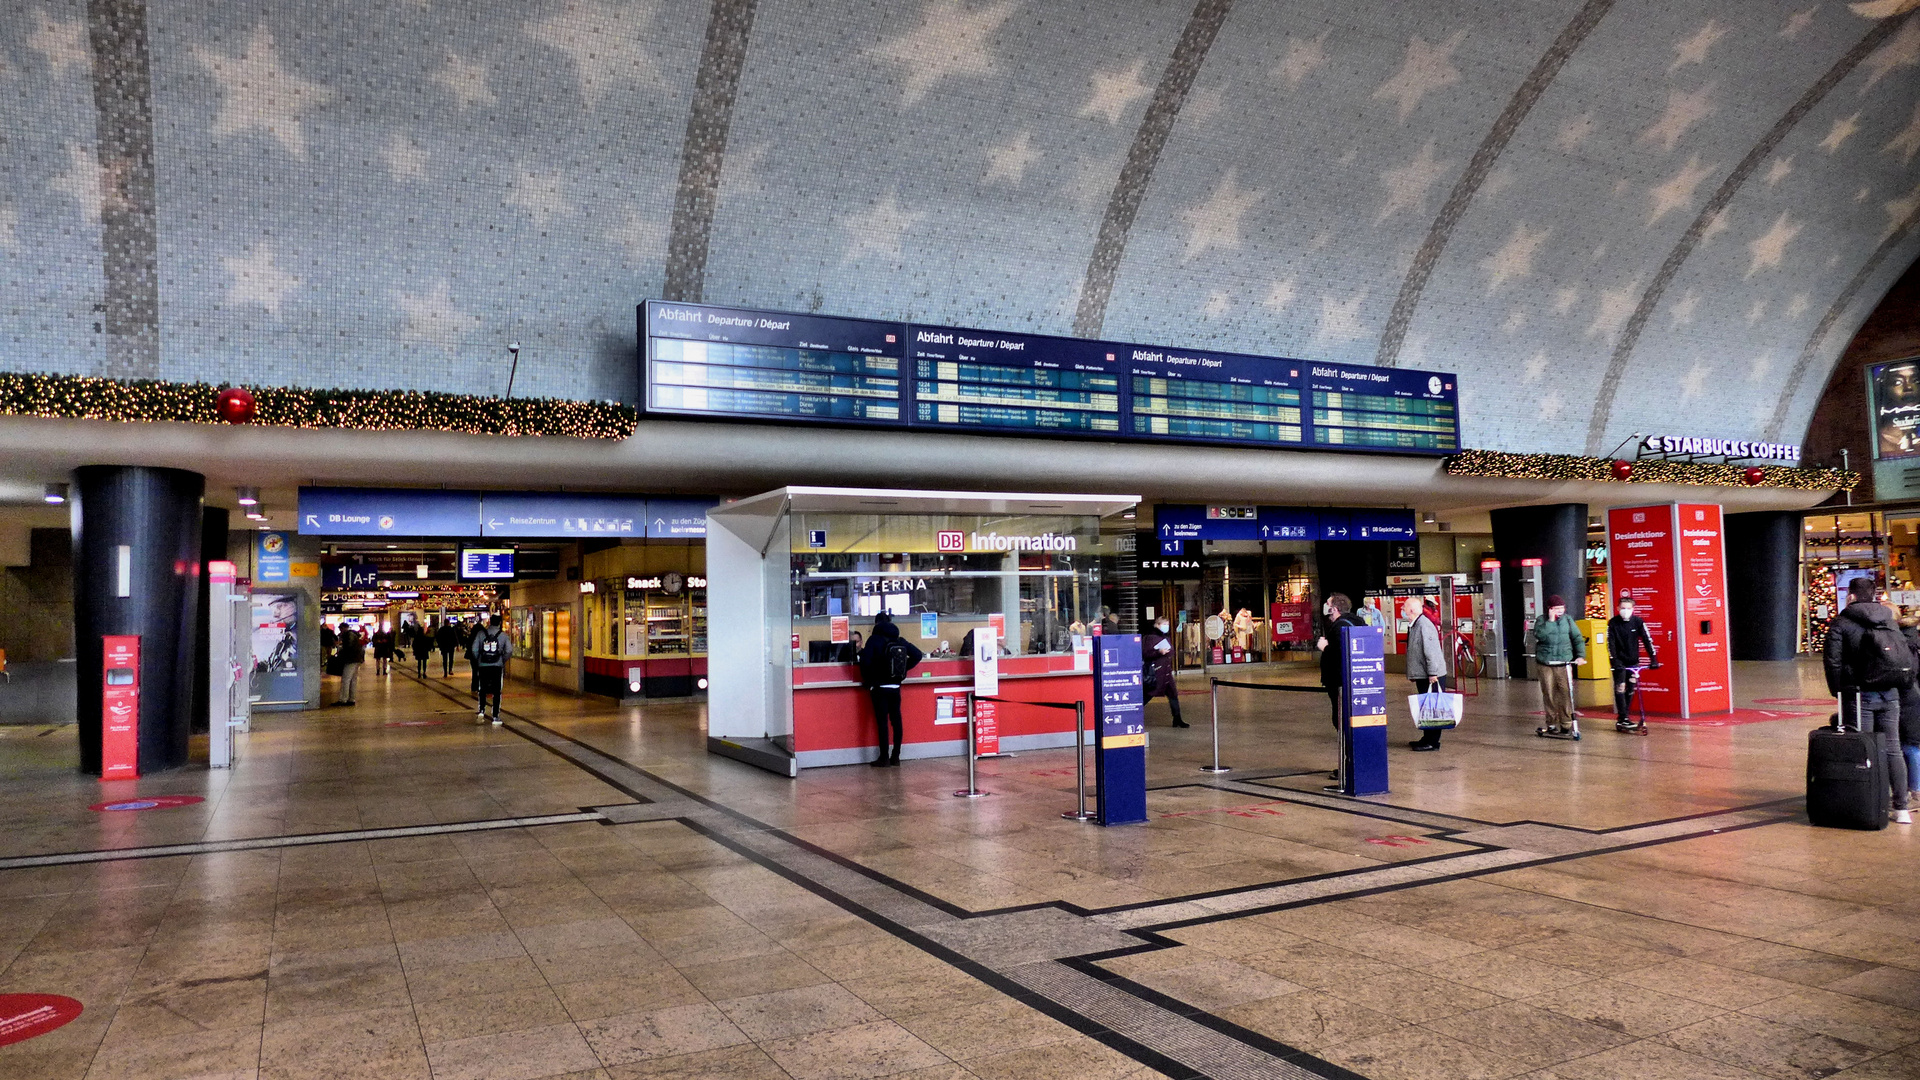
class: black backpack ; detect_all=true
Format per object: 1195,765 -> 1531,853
1850,613 -> 1914,690
882,639 -> 916,684
476,631 -> 505,664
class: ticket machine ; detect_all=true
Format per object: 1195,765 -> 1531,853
1516,558 -> 1546,678
1477,560 -> 1508,680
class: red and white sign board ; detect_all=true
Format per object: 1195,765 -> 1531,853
973,699 -> 1000,756
0,994 -> 83,1047
828,616 -> 850,645
101,635 -> 140,780
1606,504 -> 1732,717
987,613 -> 1005,640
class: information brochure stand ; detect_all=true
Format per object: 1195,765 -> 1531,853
1093,634 -> 1147,825
1339,625 -> 1389,796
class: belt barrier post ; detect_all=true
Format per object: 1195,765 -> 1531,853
1062,699 -> 1094,821
953,691 -> 988,798
1201,677 -> 1229,773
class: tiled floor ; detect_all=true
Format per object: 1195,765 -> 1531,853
1,658 -> 1916,1079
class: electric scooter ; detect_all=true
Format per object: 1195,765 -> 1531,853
1535,663 -> 1581,740
1614,663 -> 1658,736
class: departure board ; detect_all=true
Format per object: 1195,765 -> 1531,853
642,301 -> 906,426
908,325 -> 1122,434
637,300 -> 1461,455
1127,345 -> 1305,447
1305,365 -> 1459,451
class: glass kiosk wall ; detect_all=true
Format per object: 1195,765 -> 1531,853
705,488 -> 1132,773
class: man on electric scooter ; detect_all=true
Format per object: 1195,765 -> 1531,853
1531,596 -> 1585,740
1608,593 -> 1659,734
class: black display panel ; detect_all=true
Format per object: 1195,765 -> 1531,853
1305,365 -> 1459,451
642,301 -> 906,425
908,325 -> 1122,435
1127,345 -> 1305,446
638,300 -> 1461,454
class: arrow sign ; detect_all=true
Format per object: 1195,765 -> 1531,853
305,514 -> 319,528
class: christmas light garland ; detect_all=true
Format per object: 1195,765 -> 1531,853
0,372 -> 636,439
1443,449 -> 1854,492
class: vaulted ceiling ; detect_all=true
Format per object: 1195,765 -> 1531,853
3,0 -> 1917,456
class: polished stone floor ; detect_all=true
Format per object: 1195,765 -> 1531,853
0,658 -> 1916,1080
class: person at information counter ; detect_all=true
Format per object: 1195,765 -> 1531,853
857,613 -> 922,768
1143,617 -> 1187,728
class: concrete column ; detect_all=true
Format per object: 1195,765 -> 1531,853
1490,504 -> 1587,671
1726,511 -> 1801,660
72,465 -> 204,775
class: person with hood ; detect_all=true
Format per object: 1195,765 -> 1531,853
470,613 -> 510,725
1824,577 -> 1911,823
1405,598 -> 1450,751
1608,593 -> 1659,734
1143,615 -> 1187,728
857,613 -> 922,767
1530,595 -> 1586,739
1317,593 -> 1369,782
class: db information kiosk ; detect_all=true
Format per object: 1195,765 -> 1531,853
705,487 -> 1138,775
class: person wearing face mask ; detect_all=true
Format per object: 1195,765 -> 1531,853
1317,593 -> 1369,780
1530,595 -> 1587,739
1607,593 -> 1658,734
1143,616 -> 1188,728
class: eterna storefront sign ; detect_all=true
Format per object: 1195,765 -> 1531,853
1640,435 -> 1800,463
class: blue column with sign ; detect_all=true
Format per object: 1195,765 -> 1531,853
1341,624 -> 1390,796
1093,634 -> 1147,825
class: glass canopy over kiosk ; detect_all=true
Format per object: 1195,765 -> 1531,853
706,487 -> 1138,775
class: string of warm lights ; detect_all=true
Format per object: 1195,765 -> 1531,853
0,372 -> 637,439
1443,449 -> 1855,492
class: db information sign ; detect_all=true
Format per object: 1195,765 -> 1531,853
101,635 -> 140,780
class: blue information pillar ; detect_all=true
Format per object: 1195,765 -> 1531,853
1340,624 -> 1390,796
1093,634 -> 1148,825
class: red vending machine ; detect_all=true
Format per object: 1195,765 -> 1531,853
101,635 -> 141,780
1605,504 -> 1732,717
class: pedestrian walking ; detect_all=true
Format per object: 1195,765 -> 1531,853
1823,578 -> 1912,824
334,625 -> 365,706
470,614 -> 510,725
1608,594 -> 1659,734
1143,616 -> 1187,728
1531,596 -> 1585,740
413,623 -> 432,676
1405,599 -> 1450,751
435,619 -> 460,677
372,628 -> 394,675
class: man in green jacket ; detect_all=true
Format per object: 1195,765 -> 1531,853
1530,595 -> 1586,740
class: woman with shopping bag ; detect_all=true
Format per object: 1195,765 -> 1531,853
1405,599 -> 1460,751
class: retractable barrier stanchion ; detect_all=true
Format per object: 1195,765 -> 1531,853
953,691 -> 988,799
1201,678 -> 1338,776
1202,678 -> 1229,773
964,696 -> 1094,819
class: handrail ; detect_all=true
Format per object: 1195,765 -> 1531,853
1203,677 -> 1332,774
974,695 -> 1094,820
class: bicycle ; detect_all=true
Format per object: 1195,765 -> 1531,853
1452,626 -> 1482,680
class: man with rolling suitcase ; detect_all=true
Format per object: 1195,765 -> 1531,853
1820,577 -> 1911,826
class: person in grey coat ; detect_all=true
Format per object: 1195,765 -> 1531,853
1405,599 -> 1451,751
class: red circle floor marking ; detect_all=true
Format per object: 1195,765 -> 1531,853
87,795 -> 205,812
0,994 -> 83,1047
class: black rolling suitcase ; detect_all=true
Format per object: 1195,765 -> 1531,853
1808,695 -> 1889,831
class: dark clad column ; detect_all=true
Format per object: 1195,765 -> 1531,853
1726,511 -> 1800,661
1489,504 -> 1587,671
73,466 -> 205,775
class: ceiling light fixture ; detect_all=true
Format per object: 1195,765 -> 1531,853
43,483 -> 68,505
235,486 -> 259,506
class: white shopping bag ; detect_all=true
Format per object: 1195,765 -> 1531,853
1409,688 -> 1464,729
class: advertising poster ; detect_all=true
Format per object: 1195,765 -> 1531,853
973,631 -> 999,696
1871,359 -> 1920,459
255,531 -> 291,583
1608,506 -> 1680,712
249,592 -> 305,705
1676,504 -> 1733,713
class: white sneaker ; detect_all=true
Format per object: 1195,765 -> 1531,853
1897,809 -> 1912,825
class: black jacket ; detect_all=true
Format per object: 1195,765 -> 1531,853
335,631 -> 365,664
1318,612 -> 1369,689
1143,626 -> 1177,690
1607,615 -> 1656,670
857,624 -> 923,689
1901,626 -> 1920,747
1824,601 -> 1901,693
435,623 -> 461,652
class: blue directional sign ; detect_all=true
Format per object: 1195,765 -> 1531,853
482,493 -> 649,538
1317,509 -> 1352,541
298,488 -> 481,537
1093,633 -> 1147,826
323,562 -> 381,590
1257,506 -> 1317,541
645,499 -> 716,538
1351,508 -> 1417,541
1154,504 -> 1260,542
1340,624 -> 1390,796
